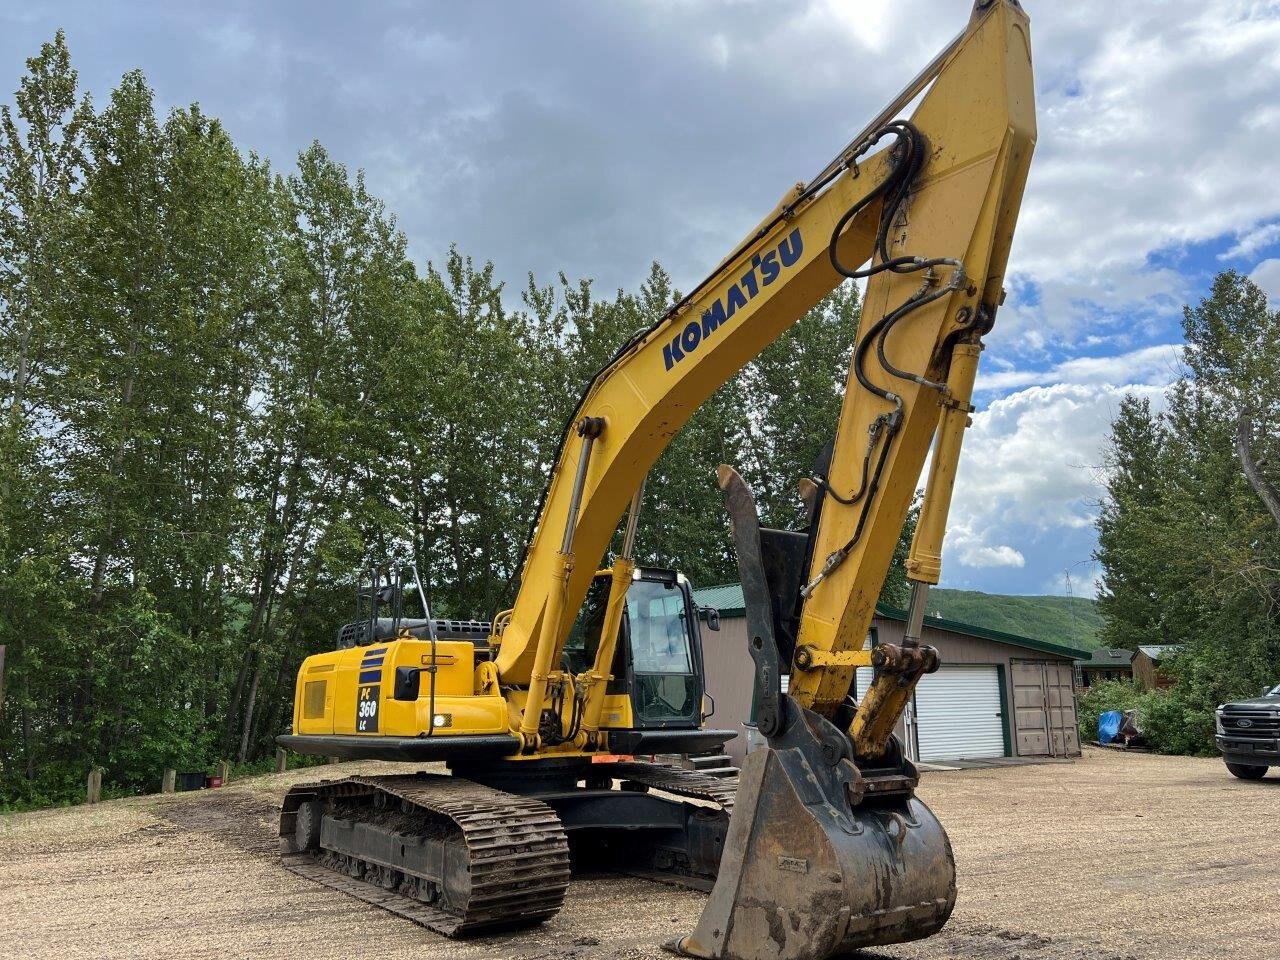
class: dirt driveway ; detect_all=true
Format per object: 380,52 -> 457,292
1,747 -> 1275,960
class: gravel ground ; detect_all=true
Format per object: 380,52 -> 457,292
1,747 -> 1275,960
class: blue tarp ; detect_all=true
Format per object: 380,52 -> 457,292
1098,710 -> 1122,744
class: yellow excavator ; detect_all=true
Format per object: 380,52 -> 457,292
276,2 -> 1035,957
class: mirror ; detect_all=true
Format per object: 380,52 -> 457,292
394,665 -> 422,701
700,606 -> 721,632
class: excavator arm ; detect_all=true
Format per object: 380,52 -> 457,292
486,3 -> 1034,958
675,5 -> 1035,958
494,0 -> 1034,766
789,0 -> 1036,754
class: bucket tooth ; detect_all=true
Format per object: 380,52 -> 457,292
670,701 -> 955,960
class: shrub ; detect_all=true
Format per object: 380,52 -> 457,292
1077,679 -> 1149,744
1142,688 -> 1217,756
1077,677 -> 1221,756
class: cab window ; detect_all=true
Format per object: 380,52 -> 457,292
626,580 -> 694,674
627,579 -> 699,725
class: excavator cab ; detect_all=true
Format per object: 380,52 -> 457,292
566,567 -> 711,730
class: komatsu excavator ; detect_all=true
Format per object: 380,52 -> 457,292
276,2 -> 1035,957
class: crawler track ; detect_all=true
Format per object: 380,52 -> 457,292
610,762 -> 738,814
280,774 -> 570,936
278,764 -> 738,936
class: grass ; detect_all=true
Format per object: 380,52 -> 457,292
928,588 -> 1103,651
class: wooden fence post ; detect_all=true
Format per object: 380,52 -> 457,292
216,760 -> 229,784
162,769 -> 176,793
275,748 -> 288,773
86,768 -> 102,804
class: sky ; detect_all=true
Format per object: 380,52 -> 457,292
4,0 -> 1280,599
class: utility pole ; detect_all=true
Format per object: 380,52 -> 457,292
1063,570 -> 1078,634
0,644 -> 6,716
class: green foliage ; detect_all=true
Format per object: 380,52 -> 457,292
1094,395 -> 1168,651
1094,271 -> 1280,757
0,38 -> 892,808
1076,679 -> 1148,746
926,589 -> 1102,650
1075,679 -> 1219,758
1141,687 -> 1218,757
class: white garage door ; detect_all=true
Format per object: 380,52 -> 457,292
914,665 -> 1006,761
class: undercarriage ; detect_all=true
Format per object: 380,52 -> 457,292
278,759 -> 738,935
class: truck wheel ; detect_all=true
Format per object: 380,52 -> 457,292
1225,762 -> 1267,780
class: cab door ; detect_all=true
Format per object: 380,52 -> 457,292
623,575 -> 705,729
563,570 -> 706,731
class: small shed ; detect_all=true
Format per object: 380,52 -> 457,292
694,584 -> 1089,766
1131,644 -> 1180,691
1074,648 -> 1133,692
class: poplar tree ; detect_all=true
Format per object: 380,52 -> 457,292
226,142 -> 424,759
0,32 -> 91,798
1182,271 -> 1280,530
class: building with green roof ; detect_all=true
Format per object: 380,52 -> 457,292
692,582 -> 1089,767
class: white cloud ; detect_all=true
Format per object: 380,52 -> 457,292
204,22 -> 255,57
1221,222 -> 1280,260
989,3 -> 1280,352
975,343 -> 1184,393
944,380 -> 1170,574
958,544 -> 1026,569
385,27 -> 460,61
816,0 -> 895,54
1250,258 -> 1280,304
707,33 -> 731,68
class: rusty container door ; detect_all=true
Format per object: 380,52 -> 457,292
1011,660 -> 1081,757
1011,660 -> 1051,756
1045,661 -> 1080,756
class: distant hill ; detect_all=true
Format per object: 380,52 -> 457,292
926,589 -> 1103,652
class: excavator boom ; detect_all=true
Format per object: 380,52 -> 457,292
676,2 -> 1035,957
493,0 -> 1034,759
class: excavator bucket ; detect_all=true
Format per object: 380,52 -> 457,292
671,702 -> 955,959
671,468 -> 956,960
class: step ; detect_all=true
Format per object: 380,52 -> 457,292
689,754 -> 733,770
702,767 -> 739,779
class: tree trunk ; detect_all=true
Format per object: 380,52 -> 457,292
223,642 -> 255,752
6,320 -> 32,433
238,654 -> 263,763
17,632 -> 34,779
1236,408 -> 1280,529
90,338 -> 141,608
255,651 -> 294,748
225,447 -> 290,751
